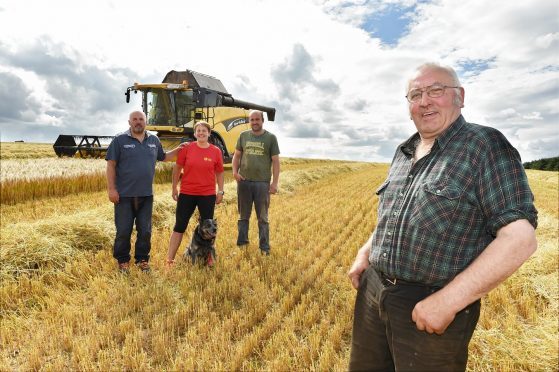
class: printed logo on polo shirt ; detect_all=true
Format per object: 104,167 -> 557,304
123,144 -> 135,149
203,157 -> 213,162
148,144 -> 156,148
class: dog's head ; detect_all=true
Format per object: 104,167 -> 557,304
198,219 -> 217,240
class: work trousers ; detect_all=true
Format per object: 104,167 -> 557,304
173,194 -> 216,233
349,267 -> 480,372
236,180 -> 270,251
113,196 -> 153,264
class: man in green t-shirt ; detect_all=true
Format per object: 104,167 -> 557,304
232,110 -> 280,255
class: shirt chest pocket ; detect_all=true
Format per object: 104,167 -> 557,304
410,181 -> 463,234
375,179 -> 390,211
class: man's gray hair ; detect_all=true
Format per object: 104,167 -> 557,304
413,62 -> 461,86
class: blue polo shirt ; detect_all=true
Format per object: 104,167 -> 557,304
105,129 -> 166,197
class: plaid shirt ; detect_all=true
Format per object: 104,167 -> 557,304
369,116 -> 538,285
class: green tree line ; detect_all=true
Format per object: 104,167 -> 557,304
523,156 -> 559,171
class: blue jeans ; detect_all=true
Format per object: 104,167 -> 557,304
113,196 -> 153,264
349,267 -> 480,372
236,180 -> 270,251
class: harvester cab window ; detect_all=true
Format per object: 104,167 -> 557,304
175,91 -> 194,125
147,89 -> 174,125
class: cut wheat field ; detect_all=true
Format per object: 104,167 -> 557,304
0,142 -> 557,371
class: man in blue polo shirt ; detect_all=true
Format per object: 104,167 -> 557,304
106,111 -> 182,273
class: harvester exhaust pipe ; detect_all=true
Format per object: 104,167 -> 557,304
221,96 -> 276,121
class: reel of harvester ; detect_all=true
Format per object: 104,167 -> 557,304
53,135 -> 114,158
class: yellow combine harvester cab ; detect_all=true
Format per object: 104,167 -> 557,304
54,70 -> 276,163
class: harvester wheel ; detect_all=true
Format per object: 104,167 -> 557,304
209,133 -> 229,163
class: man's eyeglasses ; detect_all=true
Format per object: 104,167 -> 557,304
406,84 -> 460,103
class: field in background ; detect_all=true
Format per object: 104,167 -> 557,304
0,142 -> 56,160
0,142 -> 557,371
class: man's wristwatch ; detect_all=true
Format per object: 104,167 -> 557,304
217,190 -> 225,195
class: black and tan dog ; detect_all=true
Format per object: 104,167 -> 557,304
184,219 -> 217,266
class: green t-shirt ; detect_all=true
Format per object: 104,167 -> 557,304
236,130 -> 280,182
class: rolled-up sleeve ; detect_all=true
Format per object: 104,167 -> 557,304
477,130 -> 538,236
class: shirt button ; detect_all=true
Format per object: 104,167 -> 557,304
436,189 -> 441,194
387,231 -> 392,236
393,212 -> 398,216
399,192 -> 404,197
382,252 -> 387,257
408,175 -> 413,179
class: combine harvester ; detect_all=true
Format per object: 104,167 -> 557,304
53,70 -> 276,162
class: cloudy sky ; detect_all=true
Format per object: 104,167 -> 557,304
0,0 -> 557,162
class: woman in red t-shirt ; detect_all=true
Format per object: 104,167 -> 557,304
166,121 -> 224,266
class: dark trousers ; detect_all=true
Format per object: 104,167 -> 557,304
349,267 -> 480,372
173,194 -> 216,233
113,196 -> 153,264
236,180 -> 270,251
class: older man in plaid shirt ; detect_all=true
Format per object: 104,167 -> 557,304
348,63 -> 538,371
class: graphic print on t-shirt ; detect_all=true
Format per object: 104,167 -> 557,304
245,141 -> 265,156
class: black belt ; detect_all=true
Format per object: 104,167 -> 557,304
377,270 -> 434,287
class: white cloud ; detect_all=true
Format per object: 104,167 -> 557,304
0,0 -> 557,162
536,32 -> 559,49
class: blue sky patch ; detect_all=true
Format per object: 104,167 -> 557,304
362,3 -> 419,46
457,58 -> 496,78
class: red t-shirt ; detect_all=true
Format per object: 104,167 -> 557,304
176,143 -> 224,195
